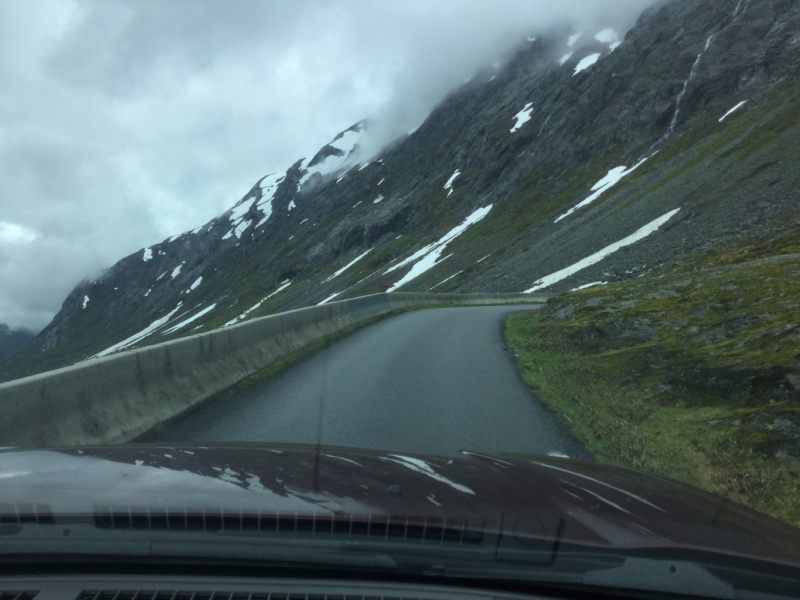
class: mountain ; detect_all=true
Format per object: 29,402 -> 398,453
2,0 -> 798,382
0,325 -> 35,363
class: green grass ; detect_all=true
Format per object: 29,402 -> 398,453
504,227 -> 800,527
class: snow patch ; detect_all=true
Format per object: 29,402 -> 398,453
373,195 -> 384,204
82,296 -> 89,309
223,218 -> 252,239
386,205 -> 493,292
568,33 -> 582,46
317,291 -> 343,305
555,155 -> 652,223
267,280 -> 292,298
324,249 -> 372,282
443,169 -> 461,189
93,302 -> 184,358
377,178 -> 385,186
570,281 -> 608,292
525,209 -> 680,292
559,52 -> 573,65
189,276 -> 202,291
229,197 -> 256,223
573,53 -> 601,76
143,248 -> 153,261
296,126 -> 364,192
288,200 -> 296,211
223,279 -> 292,327
170,265 -> 182,279
719,101 -> 747,122
429,271 -> 463,290
163,304 -> 217,335
510,104 -> 533,133
255,172 -> 283,228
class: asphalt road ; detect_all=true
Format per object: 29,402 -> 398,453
153,305 -> 590,458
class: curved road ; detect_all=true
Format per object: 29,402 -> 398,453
153,305 -> 590,458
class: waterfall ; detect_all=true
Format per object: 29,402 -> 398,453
642,33 -> 715,159
666,34 -> 714,137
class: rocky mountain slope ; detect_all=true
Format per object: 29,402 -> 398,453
2,0 -> 798,382
0,325 -> 35,363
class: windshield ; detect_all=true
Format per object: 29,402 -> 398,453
0,0 -> 799,598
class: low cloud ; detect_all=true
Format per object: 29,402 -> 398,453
0,0 -> 653,331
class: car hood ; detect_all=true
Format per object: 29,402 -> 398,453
0,443 -> 798,567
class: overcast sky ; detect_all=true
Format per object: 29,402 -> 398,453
0,0 -> 654,332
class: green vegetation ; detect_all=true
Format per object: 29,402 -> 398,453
505,226 -> 800,527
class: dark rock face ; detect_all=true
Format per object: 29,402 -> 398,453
3,0 -> 799,381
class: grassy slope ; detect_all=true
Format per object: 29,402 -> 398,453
505,226 -> 800,527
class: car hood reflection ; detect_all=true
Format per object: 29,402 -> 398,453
0,443 -> 798,567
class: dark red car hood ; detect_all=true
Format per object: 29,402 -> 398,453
0,443 -> 798,568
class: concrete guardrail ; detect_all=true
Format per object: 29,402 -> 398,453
0,292 -> 548,448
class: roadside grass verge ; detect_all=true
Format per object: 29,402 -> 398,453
504,228 -> 800,527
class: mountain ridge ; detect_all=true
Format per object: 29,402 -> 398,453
2,0 -> 798,382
